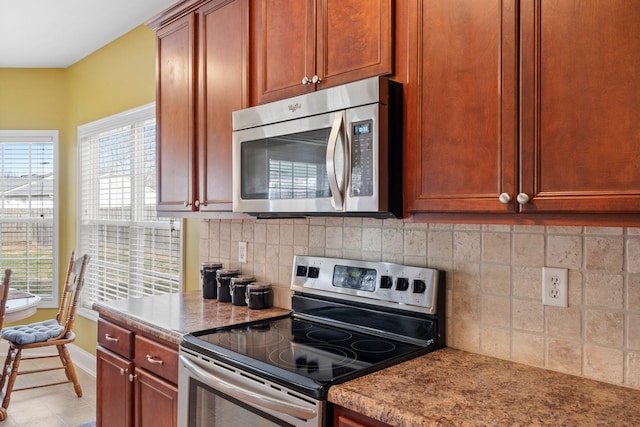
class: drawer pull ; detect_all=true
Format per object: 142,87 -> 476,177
104,334 -> 119,342
146,354 -> 164,365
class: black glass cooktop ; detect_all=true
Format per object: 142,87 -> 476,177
181,315 -> 432,399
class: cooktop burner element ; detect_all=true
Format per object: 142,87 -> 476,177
180,256 -> 444,400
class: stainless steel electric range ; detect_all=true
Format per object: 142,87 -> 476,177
178,256 -> 444,427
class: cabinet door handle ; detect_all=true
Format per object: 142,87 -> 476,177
516,193 -> 530,204
311,75 -> 321,84
183,201 -> 192,207
146,354 -> 164,365
498,193 -> 511,204
194,199 -> 200,208
119,368 -> 128,376
128,373 -> 137,382
302,76 -> 312,85
104,334 -> 119,342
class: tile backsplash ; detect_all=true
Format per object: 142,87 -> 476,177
199,217 -> 640,390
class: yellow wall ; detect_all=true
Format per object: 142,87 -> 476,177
0,25 -> 201,355
0,69 -> 69,327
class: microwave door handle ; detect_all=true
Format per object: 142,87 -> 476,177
179,355 -> 317,421
326,112 -> 345,211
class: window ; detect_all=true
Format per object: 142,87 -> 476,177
0,130 -> 58,308
78,103 -> 181,313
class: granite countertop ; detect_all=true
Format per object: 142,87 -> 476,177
94,293 -> 640,425
92,291 -> 290,345
328,347 -> 640,426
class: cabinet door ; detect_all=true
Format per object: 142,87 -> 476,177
317,0 -> 393,89
198,0 -> 249,211
519,0 -> 640,213
97,347 -> 133,427
156,13 -> 197,213
333,405 -> 392,427
406,0 -> 518,213
134,367 -> 178,427
252,0 -> 315,104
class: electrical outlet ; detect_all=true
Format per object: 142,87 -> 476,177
238,241 -> 247,264
542,267 -> 568,307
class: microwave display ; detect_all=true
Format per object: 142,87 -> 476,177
354,123 -> 371,135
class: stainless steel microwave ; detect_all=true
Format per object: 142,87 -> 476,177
231,76 -> 402,218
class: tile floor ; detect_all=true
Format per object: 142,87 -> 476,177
0,342 -> 95,427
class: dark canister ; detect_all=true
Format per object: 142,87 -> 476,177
245,282 -> 274,309
230,276 -> 255,306
200,263 -> 223,299
216,269 -> 239,302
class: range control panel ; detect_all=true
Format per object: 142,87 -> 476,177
290,255 -> 440,315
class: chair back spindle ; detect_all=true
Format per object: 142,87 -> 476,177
55,251 -> 90,341
0,269 -> 12,330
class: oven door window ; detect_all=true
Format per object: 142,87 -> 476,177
240,127 -> 334,200
188,378 -> 295,427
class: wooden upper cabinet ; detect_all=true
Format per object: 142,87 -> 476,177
251,0 -> 393,105
151,0 -> 248,215
519,0 -> 640,213
405,0 -> 518,214
405,0 -> 640,216
156,13 -> 197,214
198,0 -> 249,211
319,0 -> 393,89
251,0 -> 314,103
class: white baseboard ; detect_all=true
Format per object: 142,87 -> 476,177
68,343 -> 96,378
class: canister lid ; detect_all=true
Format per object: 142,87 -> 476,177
231,275 -> 255,285
200,262 -> 223,270
216,269 -> 239,277
247,282 -> 272,291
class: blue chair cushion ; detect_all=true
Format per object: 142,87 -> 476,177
2,319 -> 64,345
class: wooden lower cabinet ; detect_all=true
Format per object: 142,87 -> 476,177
134,368 -> 178,427
97,347 -> 133,427
332,405 -> 392,427
97,317 -> 178,427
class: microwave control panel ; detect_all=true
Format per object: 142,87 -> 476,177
350,119 -> 374,197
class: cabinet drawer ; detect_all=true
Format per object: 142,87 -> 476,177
134,335 -> 178,384
98,318 -> 134,359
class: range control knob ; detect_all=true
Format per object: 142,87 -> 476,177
396,277 -> 409,291
380,275 -> 393,289
412,280 -> 427,293
307,267 -> 320,278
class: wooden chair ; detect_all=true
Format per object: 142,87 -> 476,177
0,270 -> 12,330
0,252 -> 90,421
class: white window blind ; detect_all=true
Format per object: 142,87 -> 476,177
78,103 -> 181,311
0,131 -> 58,307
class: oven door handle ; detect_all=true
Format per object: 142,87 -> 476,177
326,111 -> 345,211
179,354 -> 317,421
